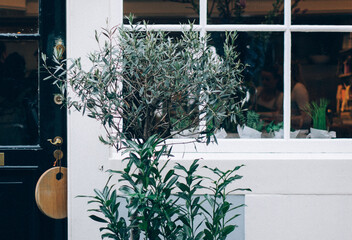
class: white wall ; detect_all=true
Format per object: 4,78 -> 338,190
166,153 -> 352,240
67,1 -> 352,240
67,0 -> 121,239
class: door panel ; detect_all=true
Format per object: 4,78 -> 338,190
0,0 -> 66,239
0,167 -> 38,239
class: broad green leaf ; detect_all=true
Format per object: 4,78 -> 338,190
89,214 -> 108,223
221,225 -> 235,236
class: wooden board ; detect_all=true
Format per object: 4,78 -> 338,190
35,167 -> 67,219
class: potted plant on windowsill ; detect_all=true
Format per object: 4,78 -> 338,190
237,110 -> 263,138
43,16 -> 251,240
263,121 -> 284,138
304,98 -> 336,138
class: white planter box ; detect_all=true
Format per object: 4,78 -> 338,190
237,125 -> 262,138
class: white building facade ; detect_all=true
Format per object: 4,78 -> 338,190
67,0 -> 352,239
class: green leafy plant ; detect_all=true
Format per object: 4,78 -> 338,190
44,17 -> 251,240
304,99 -> 329,130
83,135 -> 250,240
202,166 -> 250,240
175,159 -> 205,240
79,176 -> 130,240
265,121 -> 283,134
115,135 -> 181,240
245,110 -> 263,131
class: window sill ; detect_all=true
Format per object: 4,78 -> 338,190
109,138 -> 352,162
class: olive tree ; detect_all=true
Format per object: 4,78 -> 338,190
43,17 -> 247,150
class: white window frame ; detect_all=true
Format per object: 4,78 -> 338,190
112,0 -> 352,160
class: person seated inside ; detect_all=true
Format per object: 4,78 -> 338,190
255,65 -> 283,123
291,61 -> 310,129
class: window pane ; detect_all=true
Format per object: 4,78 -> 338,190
291,32 -> 352,138
0,40 -> 39,145
0,0 -> 39,33
207,0 -> 283,24
292,0 -> 352,25
123,0 -> 199,24
208,32 -> 284,138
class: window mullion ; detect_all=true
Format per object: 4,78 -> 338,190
284,0 -> 291,26
198,0 -> 207,133
283,0 -> 291,139
284,30 -> 291,139
200,0 -> 207,37
290,25 -> 352,32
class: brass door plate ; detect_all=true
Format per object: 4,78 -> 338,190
0,153 -> 4,166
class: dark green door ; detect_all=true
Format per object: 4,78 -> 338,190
0,0 -> 67,239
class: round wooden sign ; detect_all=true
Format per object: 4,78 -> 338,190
35,167 -> 67,219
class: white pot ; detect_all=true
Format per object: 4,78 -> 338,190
214,128 -> 227,139
261,128 -> 283,138
263,129 -> 301,138
290,130 -> 300,138
307,128 -> 336,138
237,125 -> 262,138
273,128 -> 284,138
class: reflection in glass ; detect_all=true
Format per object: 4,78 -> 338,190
0,0 -> 39,33
207,0 -> 283,24
292,0 -> 352,25
292,32 -> 352,138
208,32 -> 284,138
123,0 -> 199,24
0,40 -> 39,145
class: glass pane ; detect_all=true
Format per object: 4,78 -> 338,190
0,0 -> 39,33
123,0 -> 199,24
292,0 -> 352,25
291,32 -> 352,138
0,40 -> 39,145
207,0 -> 283,24
208,32 -> 284,138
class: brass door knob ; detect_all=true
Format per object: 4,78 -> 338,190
54,94 -> 63,105
47,136 -> 63,146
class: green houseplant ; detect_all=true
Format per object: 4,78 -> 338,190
304,98 -> 329,131
263,121 -> 284,138
43,17 -> 250,239
237,110 -> 263,138
304,99 -> 336,138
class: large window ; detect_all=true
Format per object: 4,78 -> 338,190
121,0 -> 352,153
